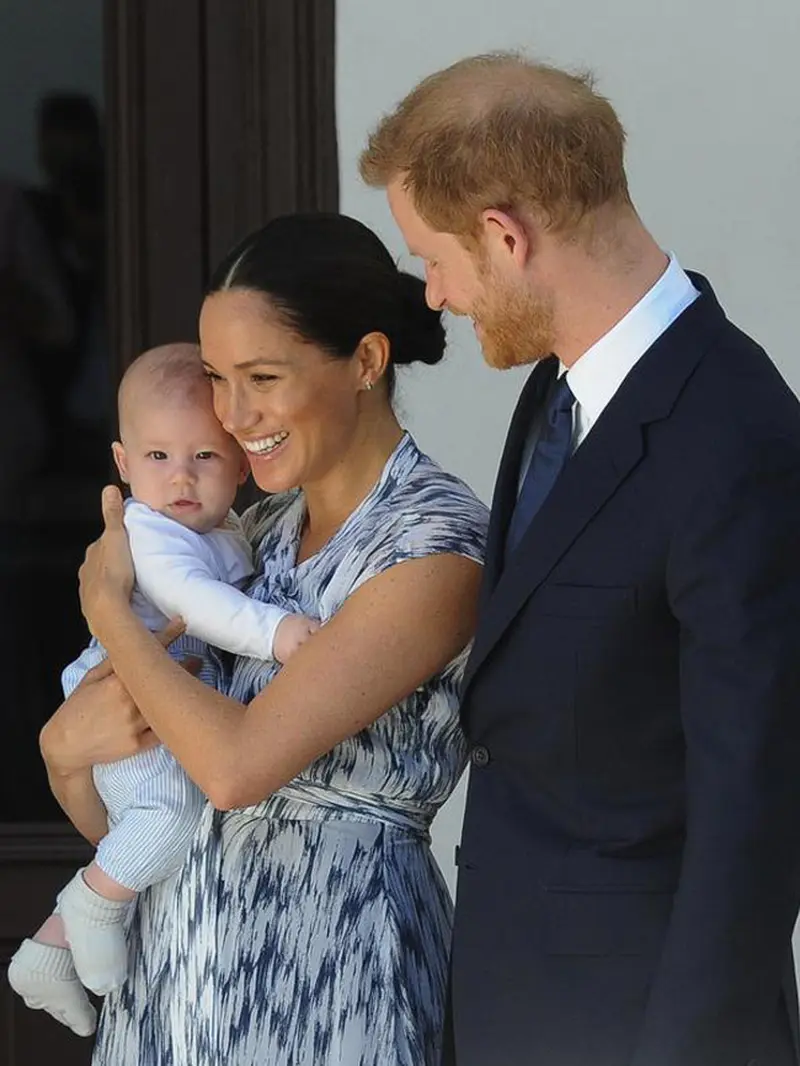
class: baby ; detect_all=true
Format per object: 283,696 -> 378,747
8,343 -> 317,1036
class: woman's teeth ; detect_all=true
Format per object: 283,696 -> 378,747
242,431 -> 288,455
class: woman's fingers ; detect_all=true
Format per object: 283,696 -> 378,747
78,657 -> 116,686
155,618 -> 186,647
76,619 -> 185,689
136,727 -> 160,751
101,484 -> 125,531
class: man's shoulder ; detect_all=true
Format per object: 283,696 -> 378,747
676,320 -> 800,450
644,320 -> 800,511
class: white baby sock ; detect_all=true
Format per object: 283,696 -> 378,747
58,869 -> 131,995
7,939 -> 97,1037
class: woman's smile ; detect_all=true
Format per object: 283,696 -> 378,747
240,430 -> 290,456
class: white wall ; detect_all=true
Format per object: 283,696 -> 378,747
337,0 -> 800,897
0,0 -> 103,184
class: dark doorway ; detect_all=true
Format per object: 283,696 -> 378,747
1,3 -> 337,1061
0,0 -> 109,826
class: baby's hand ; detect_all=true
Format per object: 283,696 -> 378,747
273,613 -> 320,663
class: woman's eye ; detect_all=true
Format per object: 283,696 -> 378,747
204,370 -> 223,383
147,451 -> 168,461
251,373 -> 276,385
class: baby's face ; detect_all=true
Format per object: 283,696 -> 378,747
113,399 -> 248,533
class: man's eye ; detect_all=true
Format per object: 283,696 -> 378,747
147,451 -> 168,461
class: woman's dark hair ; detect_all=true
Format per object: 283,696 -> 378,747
207,213 -> 446,394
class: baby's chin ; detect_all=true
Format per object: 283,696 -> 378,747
159,501 -> 231,533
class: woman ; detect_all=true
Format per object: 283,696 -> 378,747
41,214 -> 488,1065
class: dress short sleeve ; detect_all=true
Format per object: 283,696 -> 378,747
349,458 -> 488,595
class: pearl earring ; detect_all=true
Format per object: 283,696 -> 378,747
364,380 -> 374,391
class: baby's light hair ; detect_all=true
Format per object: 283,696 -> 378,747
117,343 -> 209,438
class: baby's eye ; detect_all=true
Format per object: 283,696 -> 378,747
196,451 -> 218,460
147,451 -> 168,461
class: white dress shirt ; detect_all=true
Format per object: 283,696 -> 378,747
125,499 -> 289,660
519,255 -> 698,488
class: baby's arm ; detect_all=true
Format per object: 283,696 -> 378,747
130,517 -> 315,662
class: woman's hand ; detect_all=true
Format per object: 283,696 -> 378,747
41,662 -> 157,775
40,621 -> 188,774
78,485 -> 135,640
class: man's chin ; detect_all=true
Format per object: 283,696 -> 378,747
482,342 -> 551,371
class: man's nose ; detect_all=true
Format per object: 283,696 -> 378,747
425,275 -> 446,312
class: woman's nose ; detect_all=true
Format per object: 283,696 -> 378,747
218,389 -> 260,436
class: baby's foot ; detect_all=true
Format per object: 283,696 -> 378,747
59,869 -> 131,995
8,939 -> 96,1036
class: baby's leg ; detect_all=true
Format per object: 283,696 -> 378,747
58,863 -> 135,995
7,904 -> 96,1036
34,912 -> 70,948
62,751 -> 205,996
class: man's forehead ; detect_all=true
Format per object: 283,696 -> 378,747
387,186 -> 440,254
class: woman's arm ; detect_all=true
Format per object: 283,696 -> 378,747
45,765 -> 108,845
40,662 -> 155,842
39,619 -> 188,840
81,490 -> 482,809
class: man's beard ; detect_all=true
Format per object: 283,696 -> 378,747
471,279 -> 556,371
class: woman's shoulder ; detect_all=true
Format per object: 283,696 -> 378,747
366,443 -> 489,569
402,448 -> 488,517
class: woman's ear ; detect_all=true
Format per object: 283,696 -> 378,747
355,331 -> 391,391
111,441 -> 129,484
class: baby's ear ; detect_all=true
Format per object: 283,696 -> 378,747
237,449 -> 250,485
111,441 -> 129,484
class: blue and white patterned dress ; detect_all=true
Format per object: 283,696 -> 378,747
92,433 -> 488,1066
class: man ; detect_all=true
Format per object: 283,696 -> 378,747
361,53 -> 800,1066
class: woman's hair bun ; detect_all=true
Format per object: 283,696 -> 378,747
392,271 -> 446,367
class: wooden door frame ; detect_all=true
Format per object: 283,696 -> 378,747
105,0 -> 339,373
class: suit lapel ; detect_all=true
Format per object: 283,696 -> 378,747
463,275 -> 725,695
479,357 -> 558,605
465,413 -> 645,691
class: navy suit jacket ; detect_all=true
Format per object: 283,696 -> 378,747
448,276 -> 800,1066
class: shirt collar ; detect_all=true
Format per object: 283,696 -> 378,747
564,254 -> 698,431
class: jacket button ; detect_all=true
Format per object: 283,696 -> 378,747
471,745 -> 490,768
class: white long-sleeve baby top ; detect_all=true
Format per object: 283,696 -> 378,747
125,499 -> 288,661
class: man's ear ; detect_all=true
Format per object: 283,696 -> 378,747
111,441 -> 129,484
480,207 -> 535,270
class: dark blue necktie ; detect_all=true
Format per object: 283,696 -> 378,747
506,375 -> 575,554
